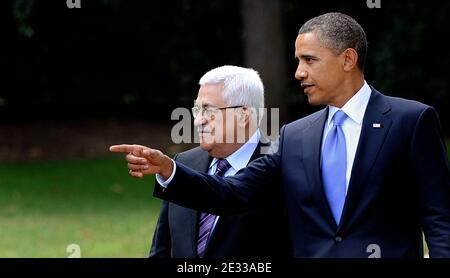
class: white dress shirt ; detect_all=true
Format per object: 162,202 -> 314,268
321,81 -> 372,193
157,130 -> 261,188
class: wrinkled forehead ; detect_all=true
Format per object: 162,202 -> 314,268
195,83 -> 227,107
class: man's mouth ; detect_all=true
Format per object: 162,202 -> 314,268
198,129 -> 214,144
198,129 -> 212,135
301,83 -> 314,93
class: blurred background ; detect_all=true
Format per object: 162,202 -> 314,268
1,0 -> 449,257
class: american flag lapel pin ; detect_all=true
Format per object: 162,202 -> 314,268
372,123 -> 382,128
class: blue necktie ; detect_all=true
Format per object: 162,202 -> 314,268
322,110 -> 348,225
197,159 -> 231,258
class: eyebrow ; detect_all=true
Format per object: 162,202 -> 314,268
194,101 -> 213,108
300,54 -> 317,60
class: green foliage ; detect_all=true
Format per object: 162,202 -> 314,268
6,0 -> 450,134
0,157 -> 161,257
6,0 -> 242,120
13,0 -> 36,38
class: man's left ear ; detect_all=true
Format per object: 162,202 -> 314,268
342,48 -> 358,71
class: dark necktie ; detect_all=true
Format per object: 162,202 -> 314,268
197,158 -> 231,258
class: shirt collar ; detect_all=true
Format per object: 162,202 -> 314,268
327,80 -> 372,126
210,129 -> 260,173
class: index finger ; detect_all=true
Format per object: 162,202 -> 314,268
109,144 -> 142,153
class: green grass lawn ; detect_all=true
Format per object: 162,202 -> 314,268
0,156 -> 161,257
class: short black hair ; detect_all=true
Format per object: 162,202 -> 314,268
299,12 -> 368,72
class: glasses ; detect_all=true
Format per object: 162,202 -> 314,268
191,105 -> 244,119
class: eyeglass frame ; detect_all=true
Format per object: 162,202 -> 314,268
191,104 -> 245,119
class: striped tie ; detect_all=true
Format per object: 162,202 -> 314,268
197,159 -> 231,258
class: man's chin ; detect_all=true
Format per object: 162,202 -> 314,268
306,96 -> 320,106
199,142 -> 215,151
199,134 -> 216,146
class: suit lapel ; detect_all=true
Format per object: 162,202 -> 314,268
182,150 -> 212,256
338,89 -> 392,231
204,140 -> 269,256
301,108 -> 338,227
189,151 -> 213,173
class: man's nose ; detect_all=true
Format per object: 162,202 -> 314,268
194,114 -> 207,126
295,64 -> 307,80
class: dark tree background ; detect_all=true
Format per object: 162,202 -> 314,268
1,0 -> 449,160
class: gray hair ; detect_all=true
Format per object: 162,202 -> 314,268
199,65 -> 265,123
299,12 -> 368,72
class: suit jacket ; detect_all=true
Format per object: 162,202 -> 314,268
150,142 -> 290,258
157,87 -> 450,258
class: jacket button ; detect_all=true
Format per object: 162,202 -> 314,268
335,236 -> 343,242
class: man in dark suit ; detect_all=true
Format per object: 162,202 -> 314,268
125,66 -> 288,258
111,13 -> 450,257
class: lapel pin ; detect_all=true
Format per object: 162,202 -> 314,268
372,123 -> 382,128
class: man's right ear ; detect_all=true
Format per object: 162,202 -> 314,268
238,108 -> 250,127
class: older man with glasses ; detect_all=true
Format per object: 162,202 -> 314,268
113,65 -> 290,258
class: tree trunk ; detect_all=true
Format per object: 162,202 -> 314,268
242,0 -> 288,136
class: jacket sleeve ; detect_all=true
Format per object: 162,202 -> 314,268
412,107 -> 450,257
154,127 -> 286,216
